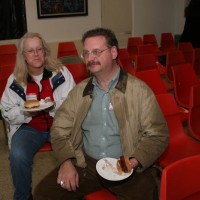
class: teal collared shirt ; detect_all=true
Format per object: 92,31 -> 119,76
82,68 -> 122,160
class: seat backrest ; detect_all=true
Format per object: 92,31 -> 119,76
194,48 -> 200,76
172,63 -> 200,108
156,93 -> 200,168
134,54 -> 158,73
0,44 -> 17,66
156,93 -> 186,167
127,37 -> 143,47
135,69 -> 167,95
188,84 -> 200,140
127,37 -> 143,60
166,50 -> 186,82
0,64 -> 15,98
84,189 -> 116,200
64,63 -> 90,84
156,93 -> 179,117
160,154 -> 200,200
57,41 -> 78,58
39,142 -> 52,152
178,42 -> 195,65
0,44 -> 17,55
160,33 -> 176,51
143,34 -> 158,46
178,42 -> 194,52
118,48 -> 135,75
137,44 -> 159,55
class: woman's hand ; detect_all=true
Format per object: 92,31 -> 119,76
43,98 -> 56,112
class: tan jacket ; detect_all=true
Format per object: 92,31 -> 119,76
51,68 -> 169,171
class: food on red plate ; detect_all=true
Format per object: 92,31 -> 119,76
116,156 -> 132,174
24,100 -> 40,109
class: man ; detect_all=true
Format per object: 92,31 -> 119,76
33,27 -> 169,200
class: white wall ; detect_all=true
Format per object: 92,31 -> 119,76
0,0 -> 102,57
23,0 -> 102,57
132,0 -> 185,44
25,0 -> 101,42
0,0 -> 186,55
173,0 -> 186,35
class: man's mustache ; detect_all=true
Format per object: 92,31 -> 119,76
87,61 -> 101,67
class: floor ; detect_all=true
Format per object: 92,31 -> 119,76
0,120 -> 57,200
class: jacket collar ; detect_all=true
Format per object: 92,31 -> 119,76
83,67 -> 128,97
27,68 -> 53,83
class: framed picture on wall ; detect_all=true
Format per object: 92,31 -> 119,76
36,0 -> 88,19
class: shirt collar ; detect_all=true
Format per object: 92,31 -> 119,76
92,67 -> 120,91
83,67 -> 128,97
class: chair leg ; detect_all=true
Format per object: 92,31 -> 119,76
1,110 -> 8,145
2,118 -> 8,145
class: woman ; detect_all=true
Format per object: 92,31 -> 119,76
0,32 -> 75,200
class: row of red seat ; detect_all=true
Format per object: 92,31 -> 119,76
127,33 -> 176,61
85,92 -> 200,200
126,33 -> 200,76
1,40 -> 200,199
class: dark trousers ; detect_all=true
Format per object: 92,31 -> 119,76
33,154 -> 160,200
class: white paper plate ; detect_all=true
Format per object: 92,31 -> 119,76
21,101 -> 54,112
96,157 -> 133,181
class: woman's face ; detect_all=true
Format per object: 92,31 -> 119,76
23,37 -> 45,74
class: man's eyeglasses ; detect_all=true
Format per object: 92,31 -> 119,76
81,48 -> 110,59
23,47 -> 44,55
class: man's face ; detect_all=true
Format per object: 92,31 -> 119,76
82,36 -> 117,75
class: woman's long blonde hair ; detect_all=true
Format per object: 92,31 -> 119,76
13,32 -> 63,85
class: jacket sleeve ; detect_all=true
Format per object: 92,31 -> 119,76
132,84 -> 169,171
50,66 -> 76,117
51,92 -> 79,165
1,75 -> 31,125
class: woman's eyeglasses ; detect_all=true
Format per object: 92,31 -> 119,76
23,47 -> 44,55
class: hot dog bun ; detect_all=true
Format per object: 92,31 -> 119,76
116,156 -> 132,174
24,100 -> 40,109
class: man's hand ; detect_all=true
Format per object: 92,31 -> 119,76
129,157 -> 139,169
57,160 -> 79,191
